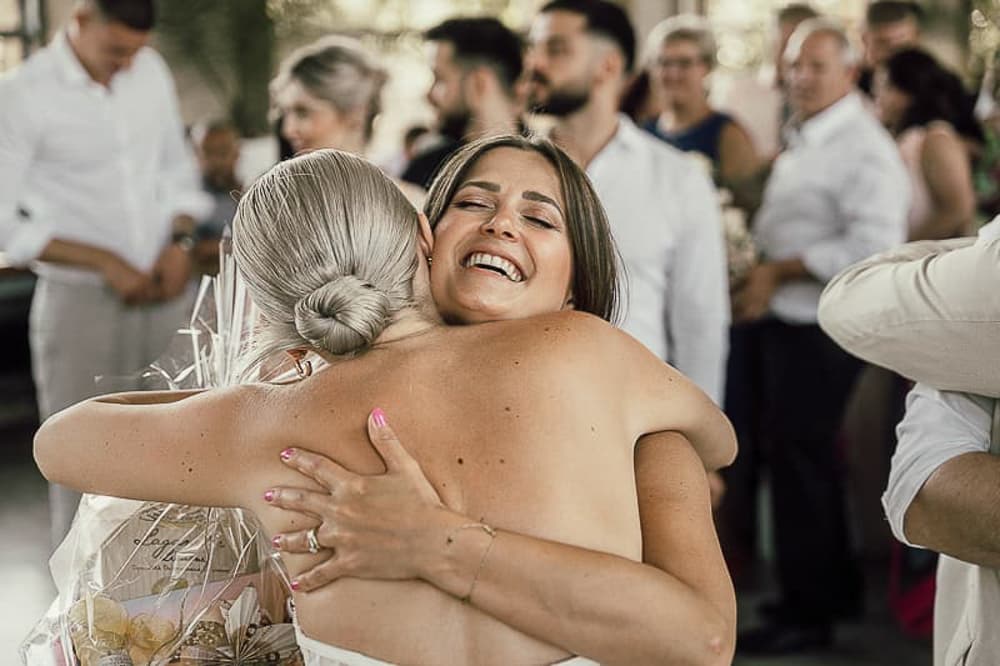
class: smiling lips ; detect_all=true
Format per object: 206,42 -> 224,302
463,252 -> 524,283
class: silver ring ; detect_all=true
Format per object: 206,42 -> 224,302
306,527 -> 321,554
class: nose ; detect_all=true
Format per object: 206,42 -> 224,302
525,47 -> 545,77
481,208 -> 517,240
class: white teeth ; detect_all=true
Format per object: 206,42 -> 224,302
464,252 -> 523,282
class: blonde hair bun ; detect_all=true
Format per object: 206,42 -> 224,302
294,274 -> 392,356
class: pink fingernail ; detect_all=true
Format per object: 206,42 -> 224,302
263,489 -> 275,502
280,448 -> 295,461
271,535 -> 281,549
290,579 -> 301,591
372,408 -> 387,428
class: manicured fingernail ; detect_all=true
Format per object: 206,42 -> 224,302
263,489 -> 275,502
280,448 -> 295,461
290,579 -> 301,591
271,535 -> 281,549
372,408 -> 387,428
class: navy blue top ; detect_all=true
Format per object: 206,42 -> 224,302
642,111 -> 733,169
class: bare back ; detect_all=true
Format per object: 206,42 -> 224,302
240,312 -> 655,664
38,311 -> 722,664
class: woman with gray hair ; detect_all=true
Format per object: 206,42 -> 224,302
643,15 -> 759,188
35,138 -> 736,664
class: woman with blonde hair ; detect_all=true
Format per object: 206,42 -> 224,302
36,136 -> 735,664
272,35 -> 424,205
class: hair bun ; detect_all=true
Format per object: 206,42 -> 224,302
294,275 -> 393,355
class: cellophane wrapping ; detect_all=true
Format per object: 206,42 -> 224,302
20,233 -> 303,665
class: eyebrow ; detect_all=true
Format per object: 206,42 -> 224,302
459,180 -> 564,216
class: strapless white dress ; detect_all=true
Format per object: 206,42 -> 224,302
295,624 -> 601,666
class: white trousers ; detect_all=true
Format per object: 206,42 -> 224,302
29,276 -> 191,547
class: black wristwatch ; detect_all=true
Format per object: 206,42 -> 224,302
171,230 -> 196,252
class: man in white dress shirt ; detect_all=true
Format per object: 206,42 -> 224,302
525,0 -> 729,404
819,221 -> 1000,665
0,0 -> 209,545
733,19 -> 909,654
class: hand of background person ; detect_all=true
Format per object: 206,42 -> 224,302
99,251 -> 157,305
152,243 -> 192,301
731,263 -> 779,323
268,409 -> 466,592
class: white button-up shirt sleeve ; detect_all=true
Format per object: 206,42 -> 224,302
668,165 -> 730,404
883,384 -> 993,546
818,221 -> 1000,398
0,73 -> 55,265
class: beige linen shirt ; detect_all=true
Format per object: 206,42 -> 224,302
818,220 -> 1000,398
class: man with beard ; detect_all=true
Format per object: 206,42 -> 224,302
401,17 -> 525,189
525,0 -> 729,404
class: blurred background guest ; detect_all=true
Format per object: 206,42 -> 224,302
733,19 -> 910,655
715,3 -> 818,161
190,119 -> 242,275
271,35 -> 423,206
0,0 -> 211,546
401,17 -> 525,188
874,47 -> 980,240
859,1 -> 924,95
643,14 -> 760,189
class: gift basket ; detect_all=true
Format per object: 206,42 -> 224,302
20,232 -> 302,665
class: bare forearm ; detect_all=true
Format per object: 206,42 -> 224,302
426,522 -> 729,665
97,389 -> 205,405
37,238 -> 112,271
908,209 -> 971,242
905,452 -> 1000,568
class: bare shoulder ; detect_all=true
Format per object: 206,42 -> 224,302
491,311 -> 650,365
922,122 -> 963,153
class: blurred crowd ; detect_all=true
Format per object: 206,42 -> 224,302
3,0 -> 999,661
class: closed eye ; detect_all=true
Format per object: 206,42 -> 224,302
454,200 -> 491,210
525,216 -> 556,229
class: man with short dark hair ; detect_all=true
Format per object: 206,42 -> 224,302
859,1 -> 924,94
401,17 -> 524,188
525,0 -> 729,404
0,0 -> 210,545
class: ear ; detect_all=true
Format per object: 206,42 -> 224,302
594,45 -> 626,87
417,211 -> 434,259
461,68 -> 489,114
72,3 -> 94,29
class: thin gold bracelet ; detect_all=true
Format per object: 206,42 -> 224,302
445,522 -> 496,546
446,522 -> 497,603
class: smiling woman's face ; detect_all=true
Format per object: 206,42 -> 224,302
429,147 -> 574,325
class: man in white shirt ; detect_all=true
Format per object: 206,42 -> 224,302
0,0 -> 209,545
733,19 -> 909,654
819,222 -> 1000,665
525,0 -> 729,404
